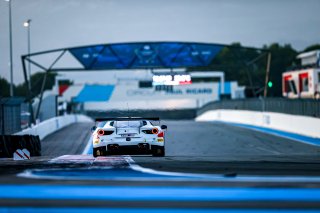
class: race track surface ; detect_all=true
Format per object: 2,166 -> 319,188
133,120 -> 320,175
1,120 -> 320,210
41,123 -> 92,156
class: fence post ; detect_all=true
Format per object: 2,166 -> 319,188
263,53 -> 272,97
0,102 -> 4,135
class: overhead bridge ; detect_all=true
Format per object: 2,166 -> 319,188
20,41 -> 269,124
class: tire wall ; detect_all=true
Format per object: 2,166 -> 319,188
0,135 -> 41,158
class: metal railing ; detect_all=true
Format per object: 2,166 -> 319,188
198,98 -> 320,118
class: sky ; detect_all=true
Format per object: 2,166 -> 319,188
0,0 -> 319,85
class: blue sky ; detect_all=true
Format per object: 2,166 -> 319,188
0,0 -> 319,84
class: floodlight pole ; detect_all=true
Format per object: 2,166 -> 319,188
23,19 -> 32,90
7,0 -> 14,96
263,52 -> 272,97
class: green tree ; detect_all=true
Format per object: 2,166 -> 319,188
265,43 -> 297,97
189,42 -> 299,97
205,43 -> 267,96
15,72 -> 57,98
303,44 -> 320,52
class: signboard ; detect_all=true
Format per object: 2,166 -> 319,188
152,74 -> 192,86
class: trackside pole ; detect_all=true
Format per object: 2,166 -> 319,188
264,52 -> 272,97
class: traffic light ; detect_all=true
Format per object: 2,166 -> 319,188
268,81 -> 273,88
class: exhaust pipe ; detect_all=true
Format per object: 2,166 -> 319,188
138,143 -> 149,149
109,144 -> 119,150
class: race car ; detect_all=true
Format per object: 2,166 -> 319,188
91,117 -> 167,157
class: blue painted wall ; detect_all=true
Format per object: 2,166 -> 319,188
73,85 -> 114,102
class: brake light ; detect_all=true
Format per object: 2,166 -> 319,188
142,128 -> 159,134
157,131 -> 164,137
152,128 -> 159,134
97,129 -> 104,136
97,129 -> 114,136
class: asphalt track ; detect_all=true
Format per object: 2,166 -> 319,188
1,120 -> 320,211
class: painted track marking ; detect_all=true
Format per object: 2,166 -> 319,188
17,136 -> 320,182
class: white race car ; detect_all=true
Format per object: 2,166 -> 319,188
91,117 -> 167,157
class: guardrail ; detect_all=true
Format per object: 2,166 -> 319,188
198,98 -> 320,118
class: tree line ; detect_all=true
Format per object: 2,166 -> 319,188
0,72 -> 56,99
188,43 -> 320,97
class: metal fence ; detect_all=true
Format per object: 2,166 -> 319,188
0,98 -> 24,135
197,98 -> 320,118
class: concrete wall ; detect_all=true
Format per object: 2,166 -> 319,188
196,110 -> 320,139
15,114 -> 93,140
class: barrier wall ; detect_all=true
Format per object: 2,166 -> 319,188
15,114 -> 93,140
196,110 -> 320,139
197,98 -> 320,118
0,114 -> 92,158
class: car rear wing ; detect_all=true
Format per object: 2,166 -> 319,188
93,117 -> 166,134
95,117 -> 160,122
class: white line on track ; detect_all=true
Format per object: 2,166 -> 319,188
17,135 -> 320,183
18,154 -> 320,183
82,135 -> 93,155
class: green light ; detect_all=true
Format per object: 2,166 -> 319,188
268,81 -> 273,88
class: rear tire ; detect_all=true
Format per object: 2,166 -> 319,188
152,146 -> 165,157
